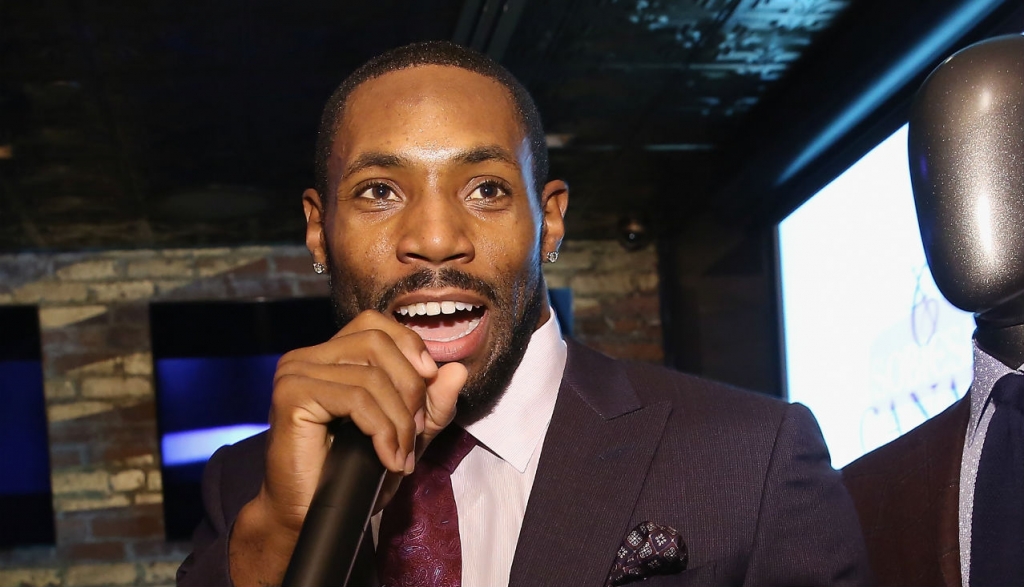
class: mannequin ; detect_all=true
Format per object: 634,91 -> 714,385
910,33 -> 1024,369
843,33 -> 1024,587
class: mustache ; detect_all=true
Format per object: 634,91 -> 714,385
373,268 -> 499,314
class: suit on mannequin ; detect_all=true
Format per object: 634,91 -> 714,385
843,33 -> 1024,587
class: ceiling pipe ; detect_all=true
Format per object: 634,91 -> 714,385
710,0 -> 1022,227
775,0 -> 1008,186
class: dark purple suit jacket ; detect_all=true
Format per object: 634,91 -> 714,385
178,340 -> 871,586
842,395 -> 969,587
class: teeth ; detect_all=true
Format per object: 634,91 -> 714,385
396,301 -> 479,317
421,317 -> 482,342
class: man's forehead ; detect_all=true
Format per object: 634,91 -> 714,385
350,63 -> 507,98
342,65 -> 518,127
331,65 -> 527,170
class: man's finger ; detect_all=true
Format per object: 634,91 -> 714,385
334,310 -> 438,378
278,339 -> 429,420
270,369 -> 416,472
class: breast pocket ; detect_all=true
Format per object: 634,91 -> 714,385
614,562 -> 724,587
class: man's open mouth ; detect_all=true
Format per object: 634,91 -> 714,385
394,301 -> 487,343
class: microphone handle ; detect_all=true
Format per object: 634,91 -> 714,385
281,419 -> 386,587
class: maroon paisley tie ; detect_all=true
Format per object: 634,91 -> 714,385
377,425 -> 477,587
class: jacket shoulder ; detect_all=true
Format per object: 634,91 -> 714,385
843,395 -> 968,481
206,431 -> 267,524
618,355 -> 793,427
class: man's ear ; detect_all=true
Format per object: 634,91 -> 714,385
540,179 -> 569,256
302,188 -> 328,264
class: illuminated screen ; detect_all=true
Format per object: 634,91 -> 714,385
778,124 -> 975,468
151,298 -> 336,540
0,306 -> 55,547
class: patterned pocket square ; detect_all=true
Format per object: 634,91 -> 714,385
605,521 -> 688,587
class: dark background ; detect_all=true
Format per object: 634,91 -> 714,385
2,0 -> 1022,394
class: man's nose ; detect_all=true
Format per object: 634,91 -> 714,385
395,195 -> 474,266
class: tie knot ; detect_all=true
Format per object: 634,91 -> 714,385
992,372 -> 1024,412
421,425 -> 477,473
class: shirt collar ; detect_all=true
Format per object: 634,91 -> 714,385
969,340 -> 1024,432
460,307 -> 567,473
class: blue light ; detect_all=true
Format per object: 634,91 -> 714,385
154,355 -> 278,466
776,0 -> 1005,186
162,424 -> 269,466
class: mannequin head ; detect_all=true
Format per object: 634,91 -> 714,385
909,33 -> 1024,367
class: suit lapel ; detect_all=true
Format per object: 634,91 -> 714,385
509,341 -> 671,587
938,394 -> 971,587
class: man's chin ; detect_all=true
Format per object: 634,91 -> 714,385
455,381 -> 504,424
457,290 -> 545,423
452,338 -> 531,424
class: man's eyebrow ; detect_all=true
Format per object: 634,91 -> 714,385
456,145 -> 520,169
342,145 -> 519,179
343,152 -> 409,178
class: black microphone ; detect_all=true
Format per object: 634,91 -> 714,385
281,419 -> 387,587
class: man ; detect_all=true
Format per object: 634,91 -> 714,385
177,41 -> 870,587
842,34 -> 1024,587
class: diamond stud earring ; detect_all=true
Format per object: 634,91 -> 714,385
546,251 -> 559,263
312,262 -> 327,274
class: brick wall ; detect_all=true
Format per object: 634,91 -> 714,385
542,240 -> 663,363
0,241 -> 660,587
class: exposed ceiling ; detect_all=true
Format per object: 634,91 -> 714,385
0,0 -> 1020,251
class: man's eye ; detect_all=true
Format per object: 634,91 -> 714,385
467,182 -> 507,200
358,184 -> 398,201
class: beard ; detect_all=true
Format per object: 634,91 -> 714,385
326,255 -> 545,423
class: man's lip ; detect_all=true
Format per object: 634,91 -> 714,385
388,289 -> 490,314
389,288 -> 492,363
420,310 -> 490,363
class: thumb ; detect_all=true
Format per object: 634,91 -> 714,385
376,364 -> 466,512
422,362 -> 467,439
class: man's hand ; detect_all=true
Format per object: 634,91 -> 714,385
228,310 -> 467,587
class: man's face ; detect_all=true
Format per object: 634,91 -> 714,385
303,65 -> 568,420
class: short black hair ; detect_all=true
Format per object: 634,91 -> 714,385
313,41 -> 548,199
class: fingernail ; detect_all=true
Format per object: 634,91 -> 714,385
415,409 -> 425,435
404,452 -> 415,475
